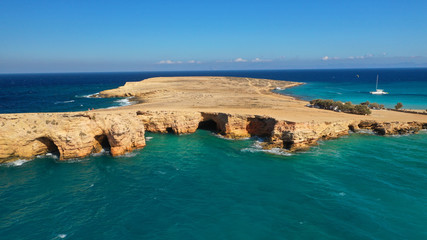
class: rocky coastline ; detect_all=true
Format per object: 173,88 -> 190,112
1,76 -> 426,163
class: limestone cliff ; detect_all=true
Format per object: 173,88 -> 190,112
0,111 -> 146,162
134,110 -> 426,152
1,108 -> 426,163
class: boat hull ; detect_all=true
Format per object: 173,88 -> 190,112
370,91 -> 388,95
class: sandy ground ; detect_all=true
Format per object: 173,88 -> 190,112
99,76 -> 427,123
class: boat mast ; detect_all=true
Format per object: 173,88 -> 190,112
376,74 -> 379,90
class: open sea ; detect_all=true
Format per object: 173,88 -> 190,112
0,69 -> 426,239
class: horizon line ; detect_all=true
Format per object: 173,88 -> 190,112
1,66 -> 427,75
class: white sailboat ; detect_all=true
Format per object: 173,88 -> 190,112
370,74 -> 388,95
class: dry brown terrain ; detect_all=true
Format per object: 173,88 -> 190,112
99,76 -> 427,123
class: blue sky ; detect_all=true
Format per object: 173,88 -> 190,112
1,0 -> 426,73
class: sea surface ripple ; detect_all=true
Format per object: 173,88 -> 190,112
1,131 -> 426,239
0,69 -> 426,239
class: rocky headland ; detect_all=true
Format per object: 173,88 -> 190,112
1,76 -> 426,163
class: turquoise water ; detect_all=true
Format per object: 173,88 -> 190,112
279,69 -> 427,109
1,69 -> 427,239
1,131 -> 426,239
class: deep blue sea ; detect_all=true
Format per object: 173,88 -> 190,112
1,68 -> 426,113
1,69 -> 426,239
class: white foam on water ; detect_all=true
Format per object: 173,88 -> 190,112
117,152 -> 138,158
241,141 -> 292,156
213,133 -> 250,141
1,159 -> 31,167
76,92 -> 99,98
54,100 -> 75,104
36,153 -> 58,160
91,149 -> 109,157
357,129 -> 375,135
59,157 -> 91,163
387,134 -> 410,138
146,136 -> 154,141
12,159 -> 30,166
57,234 -> 67,239
106,97 -> 135,109
264,148 -> 292,156
2,152 -> 61,167
45,153 -> 59,159
241,148 -> 259,153
116,98 -> 136,106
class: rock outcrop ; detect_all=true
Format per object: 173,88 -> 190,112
270,120 -> 355,151
355,120 -> 424,135
0,111 -> 146,162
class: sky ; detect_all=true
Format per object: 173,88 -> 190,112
1,0 -> 427,73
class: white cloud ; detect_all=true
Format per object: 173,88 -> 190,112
251,57 -> 271,62
158,60 -> 200,64
347,54 -> 378,60
187,60 -> 201,64
321,56 -> 340,61
158,60 -> 177,64
234,58 -> 247,63
347,56 -> 364,60
346,56 -> 366,60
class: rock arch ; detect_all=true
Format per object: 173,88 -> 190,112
94,134 -> 112,154
197,119 -> 220,133
35,137 -> 60,158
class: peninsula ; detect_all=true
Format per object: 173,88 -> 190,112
1,76 -> 426,163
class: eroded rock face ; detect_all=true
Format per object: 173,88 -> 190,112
200,113 -> 251,138
1,108 -> 426,163
136,110 -> 202,134
269,120 -> 355,151
133,111 -> 426,152
0,111 -> 146,162
357,120 -> 423,135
